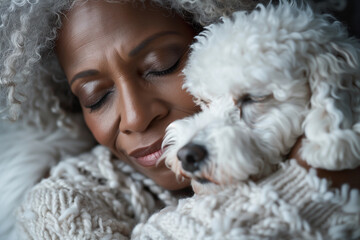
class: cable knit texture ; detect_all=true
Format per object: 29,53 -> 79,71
132,160 -> 360,240
15,147 -> 360,239
16,146 -> 177,240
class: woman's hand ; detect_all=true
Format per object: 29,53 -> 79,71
289,137 -> 360,190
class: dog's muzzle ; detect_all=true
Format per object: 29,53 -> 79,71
177,143 -> 208,172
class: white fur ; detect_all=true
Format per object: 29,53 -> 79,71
162,1 -> 360,194
0,115 -> 94,240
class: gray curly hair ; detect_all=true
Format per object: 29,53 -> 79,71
0,0 -> 264,130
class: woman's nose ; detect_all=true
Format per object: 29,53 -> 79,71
118,82 -> 168,134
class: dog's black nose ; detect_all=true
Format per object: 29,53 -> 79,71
177,143 -> 208,172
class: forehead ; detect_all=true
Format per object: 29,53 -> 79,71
56,0 -> 188,71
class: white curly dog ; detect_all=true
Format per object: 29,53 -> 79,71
161,1 -> 360,194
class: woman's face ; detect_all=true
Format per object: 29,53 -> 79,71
56,0 -> 199,190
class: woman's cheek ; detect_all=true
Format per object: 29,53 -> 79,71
165,74 -> 198,110
83,106 -> 119,148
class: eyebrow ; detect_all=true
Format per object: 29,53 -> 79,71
70,69 -> 100,86
70,31 -> 180,85
128,31 -> 180,57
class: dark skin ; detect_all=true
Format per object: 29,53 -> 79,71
56,0 -> 359,192
289,137 -> 360,190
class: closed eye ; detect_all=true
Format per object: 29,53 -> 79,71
235,94 -> 270,108
85,90 -> 113,112
146,58 -> 181,77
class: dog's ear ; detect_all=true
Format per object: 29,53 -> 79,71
301,26 -> 360,170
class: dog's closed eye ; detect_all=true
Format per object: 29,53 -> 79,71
234,94 -> 270,108
234,94 -> 272,123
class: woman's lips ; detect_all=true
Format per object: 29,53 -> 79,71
135,148 -> 164,167
129,138 -> 164,167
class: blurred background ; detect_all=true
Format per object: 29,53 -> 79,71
310,0 -> 360,39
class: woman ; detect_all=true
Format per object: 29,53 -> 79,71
0,0 -> 261,239
0,0 -> 358,239
56,0 -> 201,191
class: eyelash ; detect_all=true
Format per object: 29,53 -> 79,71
146,58 -> 181,77
86,90 -> 113,112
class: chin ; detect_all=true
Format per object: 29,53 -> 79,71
111,148 -> 191,190
151,167 -> 191,191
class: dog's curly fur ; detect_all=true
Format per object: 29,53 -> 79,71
162,1 -> 360,194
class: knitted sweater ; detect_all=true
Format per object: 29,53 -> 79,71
132,160 -> 360,240
16,146 -> 177,240
16,146 -> 360,240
